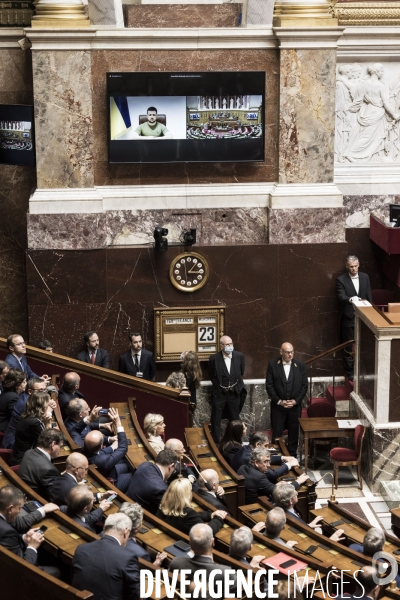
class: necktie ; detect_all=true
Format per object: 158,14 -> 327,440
134,354 -> 139,368
91,353 -> 96,365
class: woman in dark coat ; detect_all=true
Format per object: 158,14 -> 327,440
180,351 -> 202,407
0,368 -> 26,432
10,391 -> 52,465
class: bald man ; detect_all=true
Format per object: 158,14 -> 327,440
165,438 -> 197,484
197,469 -> 229,513
58,372 -> 85,419
265,343 -> 307,456
208,335 -> 246,442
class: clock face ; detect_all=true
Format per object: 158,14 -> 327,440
169,252 -> 209,292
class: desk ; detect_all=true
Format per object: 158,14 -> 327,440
299,418 -> 355,473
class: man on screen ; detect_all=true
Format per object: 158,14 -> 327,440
132,106 -> 172,139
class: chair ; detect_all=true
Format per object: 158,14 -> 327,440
0,449 -> 12,465
372,289 -> 395,312
306,402 -> 337,463
330,424 -> 365,489
139,114 -> 166,126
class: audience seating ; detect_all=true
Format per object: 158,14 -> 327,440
330,424 -> 365,489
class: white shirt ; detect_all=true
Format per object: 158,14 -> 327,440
131,349 -> 141,368
283,361 -> 292,380
350,275 -> 359,295
223,353 -> 232,373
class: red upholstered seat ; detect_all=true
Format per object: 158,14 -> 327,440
330,447 -> 357,461
307,402 -> 336,418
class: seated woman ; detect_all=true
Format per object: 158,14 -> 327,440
143,413 -> 165,455
10,390 -> 52,465
156,478 -> 226,535
218,420 -> 247,466
0,368 -> 26,432
180,351 -> 202,407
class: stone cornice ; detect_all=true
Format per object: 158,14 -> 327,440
0,29 -> 26,48
24,26 -> 279,50
338,25 -> 400,56
273,26 -> 345,47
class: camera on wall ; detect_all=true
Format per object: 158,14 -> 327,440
181,228 -> 197,246
154,227 -> 168,252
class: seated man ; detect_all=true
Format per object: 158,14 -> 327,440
58,372 -> 85,419
77,331 -> 110,368
272,483 -> 345,542
165,437 -> 196,483
118,502 -> 167,566
84,408 -> 132,493
60,485 -> 112,532
229,526 -> 266,568
71,513 -> 140,600
2,377 -> 50,449
64,399 -> 113,447
5,334 -> 49,383
0,484 -> 59,568
252,506 -> 298,548
231,430 -> 298,472
353,566 -> 381,600
18,429 -> 65,500
237,448 -> 308,504
349,527 -> 400,587
126,448 -> 177,514
169,523 -> 236,595
131,107 -> 172,140
196,468 -> 230,513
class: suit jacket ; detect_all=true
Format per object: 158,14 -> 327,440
265,357 -> 308,407
87,430 -> 127,481
196,488 -> 229,512
126,537 -> 151,562
71,535 -> 140,600
60,505 -> 105,532
156,506 -> 223,536
4,353 -> 38,380
0,509 -> 43,565
50,472 -> 78,505
208,350 -> 246,411
237,463 -> 299,504
18,447 -> 61,500
58,387 -> 85,419
77,348 -> 110,369
126,461 -> 167,514
231,445 -> 283,471
10,416 -> 45,465
118,348 -> 156,381
336,271 -> 372,321
0,390 -> 19,432
64,417 -> 102,447
2,393 -> 28,449
169,555 -> 236,595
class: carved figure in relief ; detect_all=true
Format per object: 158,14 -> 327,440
215,99 -> 219,109
236,97 -> 241,109
230,97 -> 234,109
208,98 -> 212,109
341,64 -> 400,163
222,98 -> 227,109
202,97 -> 207,109
335,65 -> 353,162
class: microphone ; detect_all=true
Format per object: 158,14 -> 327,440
314,471 -> 336,503
181,453 -> 212,491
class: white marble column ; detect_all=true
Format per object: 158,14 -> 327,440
375,339 -> 391,424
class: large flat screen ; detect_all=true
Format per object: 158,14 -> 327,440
107,72 -> 265,164
0,104 -> 35,166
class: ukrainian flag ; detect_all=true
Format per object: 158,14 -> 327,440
110,96 -> 132,140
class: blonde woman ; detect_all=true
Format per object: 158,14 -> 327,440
10,391 -> 53,465
156,478 -> 227,534
143,413 -> 165,454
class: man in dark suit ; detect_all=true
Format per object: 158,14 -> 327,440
60,485 -> 111,532
58,372 -> 85,419
266,342 -> 308,456
71,512 -> 140,600
208,334 -> 246,442
197,469 -> 230,513
77,331 -> 110,369
64,398 -> 113,447
336,255 -> 372,380
352,566 -> 381,600
118,332 -> 156,381
0,484 -> 59,566
237,448 -> 307,504
118,502 -> 167,566
228,526 -> 266,568
231,430 -> 298,472
169,523 -> 236,595
18,429 -> 65,500
84,407 -> 132,492
5,334 -> 49,383
126,448 -> 177,514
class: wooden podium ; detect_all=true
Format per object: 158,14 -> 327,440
353,304 -> 400,490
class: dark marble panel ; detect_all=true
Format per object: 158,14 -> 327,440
358,320 -> 375,414
26,250 -> 107,305
123,3 -> 242,27
91,49 -> 279,186
390,339 -> 400,422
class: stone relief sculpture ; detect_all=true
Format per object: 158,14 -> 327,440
230,97 -> 234,109
335,62 -> 400,163
208,97 -> 212,109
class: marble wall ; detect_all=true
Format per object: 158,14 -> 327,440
27,242 -> 354,381
123,3 -> 242,27
344,195 -> 400,228
268,207 -> 346,244
279,49 -> 336,185
91,49 -> 279,186
0,47 -> 35,338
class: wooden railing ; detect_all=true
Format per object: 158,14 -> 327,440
305,340 -> 355,403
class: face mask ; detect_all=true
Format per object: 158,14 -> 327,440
224,345 -> 234,354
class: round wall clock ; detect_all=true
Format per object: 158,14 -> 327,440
169,252 -> 209,292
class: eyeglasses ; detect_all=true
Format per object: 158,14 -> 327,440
77,466 -> 89,472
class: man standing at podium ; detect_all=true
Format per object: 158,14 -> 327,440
336,255 -> 372,381
265,343 -> 307,457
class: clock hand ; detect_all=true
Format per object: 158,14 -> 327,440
188,265 -> 201,274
